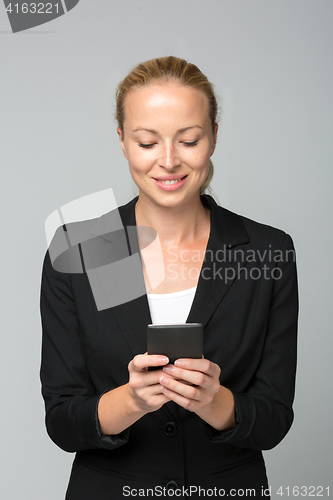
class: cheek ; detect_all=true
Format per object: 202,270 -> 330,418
127,150 -> 150,173
185,147 -> 211,170
128,163 -> 144,180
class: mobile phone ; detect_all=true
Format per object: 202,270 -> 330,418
147,323 -> 203,369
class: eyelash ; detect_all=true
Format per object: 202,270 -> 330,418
138,141 -> 198,149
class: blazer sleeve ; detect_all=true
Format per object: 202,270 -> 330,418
40,250 -> 130,452
205,233 -> 299,451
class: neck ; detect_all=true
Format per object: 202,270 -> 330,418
135,193 -> 210,246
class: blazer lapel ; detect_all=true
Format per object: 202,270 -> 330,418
187,195 -> 250,326
90,195 -> 151,357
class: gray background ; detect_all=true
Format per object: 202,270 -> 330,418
1,1 -> 332,498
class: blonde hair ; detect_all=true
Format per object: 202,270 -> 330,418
115,56 -> 219,194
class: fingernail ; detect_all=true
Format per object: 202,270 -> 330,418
159,357 -> 169,364
174,360 -> 183,367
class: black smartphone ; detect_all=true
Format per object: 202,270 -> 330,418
147,323 -> 203,369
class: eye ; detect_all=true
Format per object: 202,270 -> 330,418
183,141 -> 198,147
139,143 -> 155,149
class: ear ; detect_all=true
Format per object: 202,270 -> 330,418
117,127 -> 128,159
210,123 -> 218,157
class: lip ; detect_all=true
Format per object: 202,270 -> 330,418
152,174 -> 187,181
152,175 -> 188,191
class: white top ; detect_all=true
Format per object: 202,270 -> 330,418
147,286 -> 197,325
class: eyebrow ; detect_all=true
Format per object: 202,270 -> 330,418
132,125 -> 204,134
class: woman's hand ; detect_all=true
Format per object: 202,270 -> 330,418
127,353 -> 171,413
159,357 -> 220,411
159,357 -> 236,431
98,355 -> 234,436
98,353 -> 171,436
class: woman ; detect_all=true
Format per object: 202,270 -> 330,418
40,56 -> 298,499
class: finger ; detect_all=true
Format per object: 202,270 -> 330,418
162,364 -> 209,388
160,385 -> 201,411
135,381 -> 168,397
129,368 -> 167,390
129,354 -> 169,372
174,358 -> 219,377
159,374 -> 204,402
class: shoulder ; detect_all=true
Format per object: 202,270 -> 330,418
203,194 -> 294,251
237,211 -> 288,248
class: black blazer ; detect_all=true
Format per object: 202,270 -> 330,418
40,194 -> 298,496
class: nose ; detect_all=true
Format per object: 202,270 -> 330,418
158,142 -> 181,170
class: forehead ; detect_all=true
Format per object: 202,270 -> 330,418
123,82 -> 210,126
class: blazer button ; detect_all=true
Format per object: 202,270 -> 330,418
166,480 -> 179,490
164,421 -> 177,437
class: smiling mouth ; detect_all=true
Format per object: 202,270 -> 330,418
153,175 -> 188,185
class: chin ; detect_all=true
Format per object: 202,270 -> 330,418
153,192 -> 200,209
138,182 -> 202,207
